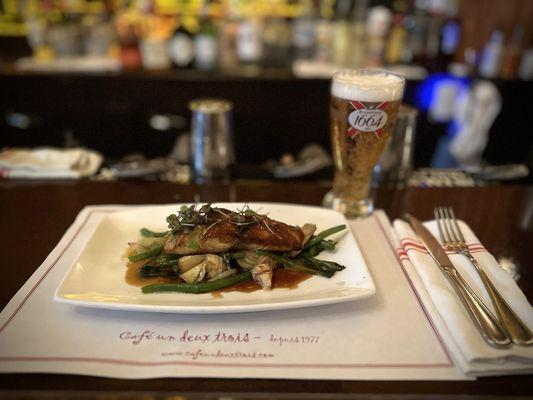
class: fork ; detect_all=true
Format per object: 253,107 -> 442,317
435,206 -> 533,346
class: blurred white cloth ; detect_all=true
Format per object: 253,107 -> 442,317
450,80 -> 502,168
391,218 -> 533,376
0,147 -> 103,179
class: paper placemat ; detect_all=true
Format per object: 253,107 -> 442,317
0,206 -> 466,380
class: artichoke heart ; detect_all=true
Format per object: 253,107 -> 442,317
178,254 -> 228,283
251,264 -> 274,290
205,254 -> 228,279
178,255 -> 206,272
236,251 -> 272,270
179,262 -> 207,283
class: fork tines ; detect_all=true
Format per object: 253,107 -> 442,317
434,206 -> 466,246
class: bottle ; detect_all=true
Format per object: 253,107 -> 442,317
236,13 -> 263,68
331,0 -> 351,67
262,16 -> 292,68
479,30 -> 504,79
440,18 -> 461,57
365,5 -> 392,67
291,0 -> 318,61
314,15 -> 333,64
424,14 -> 442,71
385,14 -> 407,65
500,26 -> 523,80
194,5 -> 218,71
115,11 -> 142,70
408,8 -> 430,65
139,2 -> 172,70
518,48 -> 533,81
168,16 -> 195,69
348,0 -> 368,68
218,4 -> 240,71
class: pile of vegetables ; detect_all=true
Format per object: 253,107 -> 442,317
126,207 -> 346,294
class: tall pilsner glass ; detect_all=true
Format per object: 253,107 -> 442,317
329,69 -> 405,218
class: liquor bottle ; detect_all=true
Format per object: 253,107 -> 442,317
291,0 -> 318,61
500,26 -> 523,80
168,16 -> 195,69
314,15 -> 333,64
385,14 -> 407,65
365,5 -> 392,67
236,12 -> 263,68
408,9 -> 430,65
218,4 -> 240,71
331,0 -> 351,67
440,18 -> 461,58
194,4 -> 218,71
424,14 -> 442,70
479,30 -> 504,78
518,48 -> 533,80
115,11 -> 142,70
139,1 -> 172,70
348,0 -> 368,69
262,16 -> 292,68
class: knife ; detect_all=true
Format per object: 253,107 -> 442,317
404,214 -> 511,348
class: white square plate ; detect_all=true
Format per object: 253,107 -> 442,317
55,203 -> 375,313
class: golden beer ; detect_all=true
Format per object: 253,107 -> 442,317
329,69 -> 405,217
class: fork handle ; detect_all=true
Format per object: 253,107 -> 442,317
445,268 -> 511,348
467,255 -> 533,346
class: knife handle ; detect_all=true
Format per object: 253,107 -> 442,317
445,268 -> 512,348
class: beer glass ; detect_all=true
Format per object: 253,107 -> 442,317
328,69 -> 405,218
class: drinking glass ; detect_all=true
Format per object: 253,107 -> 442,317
326,69 -> 405,218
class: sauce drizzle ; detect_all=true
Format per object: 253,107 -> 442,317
125,261 -> 312,296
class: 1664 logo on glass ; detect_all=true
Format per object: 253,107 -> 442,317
347,101 -> 389,138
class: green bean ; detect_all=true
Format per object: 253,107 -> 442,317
140,228 -> 169,237
150,254 -> 181,267
304,225 -> 346,249
139,264 -> 180,278
284,261 -> 335,278
128,244 -> 164,262
305,240 -> 336,257
141,271 -> 253,294
319,240 -> 336,251
256,251 -> 335,278
302,255 -> 345,271
158,259 -> 180,267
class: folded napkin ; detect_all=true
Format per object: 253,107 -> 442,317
391,218 -> 533,376
0,147 -> 103,179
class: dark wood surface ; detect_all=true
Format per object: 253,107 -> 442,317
0,179 -> 532,398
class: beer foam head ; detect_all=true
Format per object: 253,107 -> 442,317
331,69 -> 405,102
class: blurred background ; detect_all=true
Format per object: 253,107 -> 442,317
0,0 -> 532,184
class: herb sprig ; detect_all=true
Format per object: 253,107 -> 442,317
166,203 -> 212,234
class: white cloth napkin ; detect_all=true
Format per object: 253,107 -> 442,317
392,218 -> 533,376
0,147 -> 103,179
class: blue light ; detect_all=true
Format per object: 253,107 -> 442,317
416,73 -> 471,113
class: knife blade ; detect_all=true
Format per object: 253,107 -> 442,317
404,214 -> 511,348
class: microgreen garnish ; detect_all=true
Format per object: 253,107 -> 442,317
166,203 -> 280,238
166,203 -> 213,234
